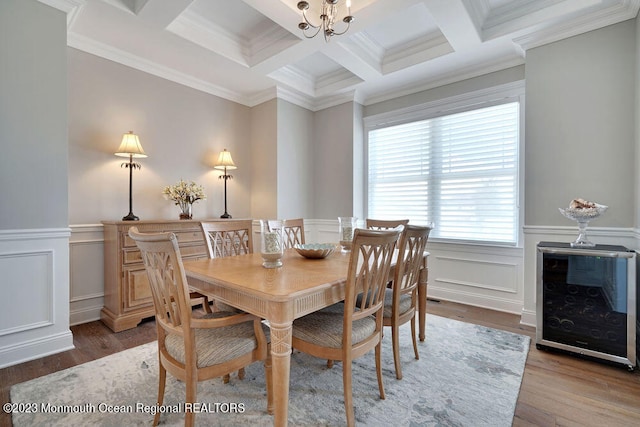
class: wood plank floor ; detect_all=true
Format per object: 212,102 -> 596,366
1,300 -> 639,427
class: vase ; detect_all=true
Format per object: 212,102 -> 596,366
179,204 -> 192,220
260,220 -> 284,268
338,216 -> 357,252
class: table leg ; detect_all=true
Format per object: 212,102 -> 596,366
418,264 -> 428,342
269,321 -> 292,427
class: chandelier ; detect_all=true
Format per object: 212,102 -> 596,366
297,0 -> 354,42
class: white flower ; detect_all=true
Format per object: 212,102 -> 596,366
162,179 -> 206,213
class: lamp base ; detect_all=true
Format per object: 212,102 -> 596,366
220,212 -> 232,219
122,213 -> 139,221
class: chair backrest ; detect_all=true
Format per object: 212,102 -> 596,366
128,227 -> 192,333
200,220 -> 254,258
393,224 -> 432,303
344,228 -> 401,341
366,218 -> 410,230
279,218 -> 305,249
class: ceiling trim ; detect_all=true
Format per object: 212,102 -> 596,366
38,0 -> 85,13
362,56 -> 525,107
382,33 -> 454,75
514,0 -> 640,51
67,32 -> 252,106
168,10 -> 251,68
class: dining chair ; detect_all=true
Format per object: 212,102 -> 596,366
200,219 -> 255,381
200,219 -> 254,258
128,227 -> 272,427
291,228 -> 401,427
277,218 -> 305,249
384,224 -> 431,380
366,218 -> 410,230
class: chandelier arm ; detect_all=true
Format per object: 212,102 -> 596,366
329,22 -> 351,36
301,9 -> 320,29
304,26 -> 323,39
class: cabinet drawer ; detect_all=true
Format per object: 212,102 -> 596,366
123,243 -> 206,265
180,243 -> 207,258
122,229 -> 203,248
123,248 -> 143,265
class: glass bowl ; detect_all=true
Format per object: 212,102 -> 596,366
558,203 -> 608,247
294,243 -> 337,259
558,204 -> 608,222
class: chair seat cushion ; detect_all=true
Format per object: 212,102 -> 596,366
383,288 -> 413,318
292,303 -> 376,348
165,312 -> 262,368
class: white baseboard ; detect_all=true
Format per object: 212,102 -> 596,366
0,330 -> 74,370
70,306 -> 102,327
428,286 -> 524,315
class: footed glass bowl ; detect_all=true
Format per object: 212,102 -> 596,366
558,204 -> 608,247
294,243 -> 336,259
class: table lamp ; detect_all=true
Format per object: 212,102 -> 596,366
115,131 -> 147,221
214,149 -> 237,219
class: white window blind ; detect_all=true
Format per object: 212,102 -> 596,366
368,101 -> 519,244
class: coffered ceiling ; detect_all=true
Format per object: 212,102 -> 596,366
43,0 -> 639,110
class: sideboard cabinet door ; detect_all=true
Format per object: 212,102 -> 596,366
101,220 -> 212,332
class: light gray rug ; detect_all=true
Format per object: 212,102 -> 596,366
11,315 -> 530,426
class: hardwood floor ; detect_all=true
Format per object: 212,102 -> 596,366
1,301 -> 639,426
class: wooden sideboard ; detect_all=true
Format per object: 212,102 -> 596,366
101,219 -> 214,332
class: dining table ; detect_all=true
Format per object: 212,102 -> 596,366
183,247 -> 429,427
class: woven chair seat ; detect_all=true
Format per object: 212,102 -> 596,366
382,288 -> 412,318
165,311 -> 266,368
292,303 -> 376,348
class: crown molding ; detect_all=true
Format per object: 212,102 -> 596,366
38,0 -> 85,13
362,55 -> 525,107
513,0 -> 640,51
272,86 -> 317,111
168,10 -> 250,68
67,32 -> 252,106
383,33 -> 453,75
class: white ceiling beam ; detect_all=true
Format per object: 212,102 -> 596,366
422,0 -> 482,50
247,0 -> 421,78
135,0 -> 194,28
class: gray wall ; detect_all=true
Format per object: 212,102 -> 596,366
68,48 -> 253,223
525,20 -> 636,228
0,0 -> 68,230
313,102 -> 358,219
250,99 -> 278,220
277,99 -> 315,220
0,0 -> 73,369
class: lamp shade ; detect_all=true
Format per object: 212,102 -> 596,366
214,149 -> 237,170
115,131 -> 147,158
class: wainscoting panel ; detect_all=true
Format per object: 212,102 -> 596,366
69,224 -> 105,326
434,255 -> 518,293
0,228 -> 73,368
306,219 -> 343,244
426,242 -> 525,315
0,250 -> 53,335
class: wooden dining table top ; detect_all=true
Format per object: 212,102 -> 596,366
184,248 -> 353,302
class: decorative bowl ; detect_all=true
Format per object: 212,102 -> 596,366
558,204 -> 608,222
294,243 -> 337,259
558,203 -> 608,247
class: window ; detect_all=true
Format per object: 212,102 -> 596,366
366,87 -> 522,245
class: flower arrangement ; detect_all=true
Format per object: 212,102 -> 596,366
162,179 -> 206,219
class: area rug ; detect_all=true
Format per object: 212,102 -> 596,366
11,315 -> 530,426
